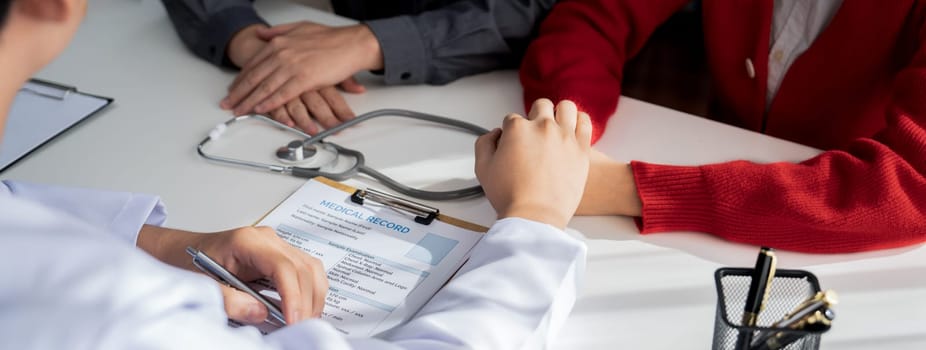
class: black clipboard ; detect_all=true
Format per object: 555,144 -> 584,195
0,78 -> 114,172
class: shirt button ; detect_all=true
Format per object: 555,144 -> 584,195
745,58 -> 756,79
772,50 -> 784,63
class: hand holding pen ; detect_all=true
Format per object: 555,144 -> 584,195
187,246 -> 288,325
136,225 -> 328,324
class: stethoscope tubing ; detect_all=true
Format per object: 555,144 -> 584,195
197,109 -> 488,201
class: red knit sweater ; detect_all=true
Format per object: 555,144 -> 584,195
520,0 -> 926,253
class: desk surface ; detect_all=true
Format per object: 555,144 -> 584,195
4,1 -> 925,348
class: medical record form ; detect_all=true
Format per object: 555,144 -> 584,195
253,178 -> 486,336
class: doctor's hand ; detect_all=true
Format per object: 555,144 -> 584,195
225,23 -> 362,134
222,21 -> 381,118
474,99 -> 592,229
137,225 -> 328,325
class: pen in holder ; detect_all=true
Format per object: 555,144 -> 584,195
712,268 -> 829,350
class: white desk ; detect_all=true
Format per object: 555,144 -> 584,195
4,0 -> 924,348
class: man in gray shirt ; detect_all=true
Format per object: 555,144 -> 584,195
161,0 -> 556,134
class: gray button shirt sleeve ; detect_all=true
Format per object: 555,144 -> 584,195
365,0 -> 557,85
161,0 -> 268,68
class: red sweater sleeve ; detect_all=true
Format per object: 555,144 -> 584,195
519,0 -> 690,143
633,22 -> 926,253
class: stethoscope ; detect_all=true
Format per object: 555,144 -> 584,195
197,109 -> 489,201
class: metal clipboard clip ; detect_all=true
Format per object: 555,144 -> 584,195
19,79 -> 77,100
350,188 -> 439,225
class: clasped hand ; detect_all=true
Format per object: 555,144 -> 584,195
475,99 -> 593,229
222,22 -> 383,134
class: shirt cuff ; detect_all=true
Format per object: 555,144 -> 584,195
478,216 -> 586,262
364,16 -> 429,85
112,194 -> 167,246
202,6 -> 268,69
2,181 -> 167,246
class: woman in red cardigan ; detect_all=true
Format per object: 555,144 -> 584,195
520,0 -> 926,253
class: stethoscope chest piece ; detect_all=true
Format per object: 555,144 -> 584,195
275,139 -> 341,168
276,140 -> 317,163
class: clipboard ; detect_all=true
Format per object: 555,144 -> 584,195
325,177 -> 487,232
0,78 -> 113,172
250,176 -> 489,336
259,176 -> 488,233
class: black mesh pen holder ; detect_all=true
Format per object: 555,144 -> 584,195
712,268 -> 825,350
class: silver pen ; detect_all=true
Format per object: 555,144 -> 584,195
186,246 -> 287,326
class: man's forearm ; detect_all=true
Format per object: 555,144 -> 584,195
161,0 -> 267,68
364,0 -> 556,85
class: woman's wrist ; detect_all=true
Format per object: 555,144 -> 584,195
615,163 -> 643,216
577,160 -> 642,217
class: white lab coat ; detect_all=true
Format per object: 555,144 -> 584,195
0,181 -> 586,350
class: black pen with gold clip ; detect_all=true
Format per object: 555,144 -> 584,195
750,290 -> 839,350
736,247 -> 777,349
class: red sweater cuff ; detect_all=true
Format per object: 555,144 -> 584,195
631,161 -> 716,234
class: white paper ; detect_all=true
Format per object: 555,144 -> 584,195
0,81 -> 109,170
252,179 -> 485,336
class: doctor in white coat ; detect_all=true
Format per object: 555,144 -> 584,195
0,0 -> 594,349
